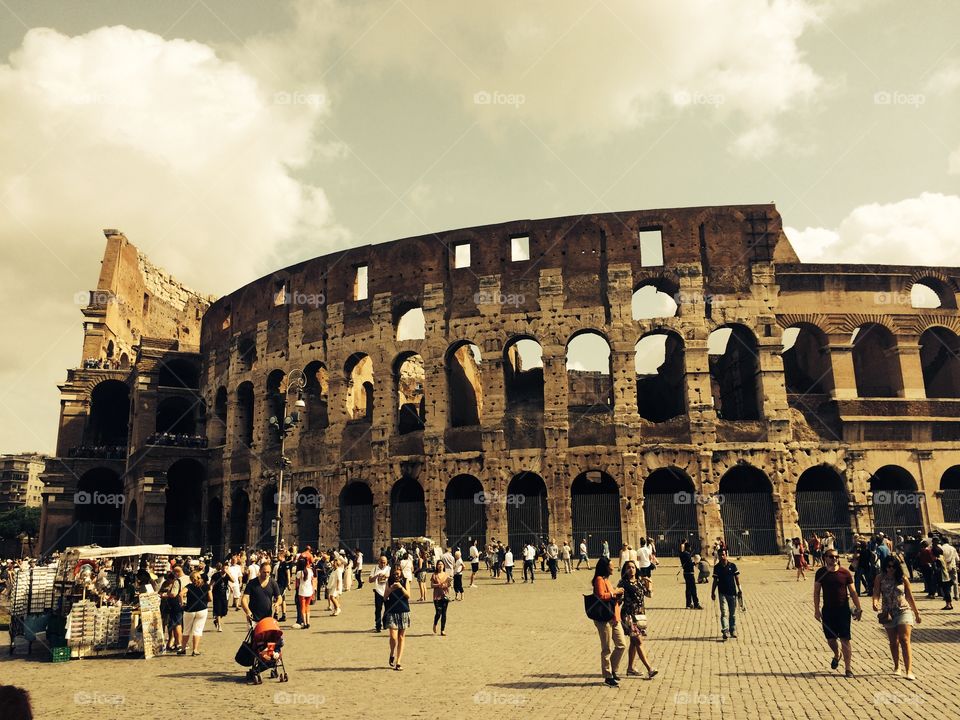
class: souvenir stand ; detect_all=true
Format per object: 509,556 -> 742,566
7,562 -> 57,654
53,544 -> 200,660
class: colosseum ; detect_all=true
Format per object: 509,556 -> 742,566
39,205 -> 960,559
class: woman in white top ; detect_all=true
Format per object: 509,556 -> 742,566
297,563 -> 315,628
329,555 -> 343,616
637,539 -> 655,578
401,553 -> 414,586
503,548 -> 516,583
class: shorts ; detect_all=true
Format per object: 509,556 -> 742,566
820,606 -> 851,640
416,571 -> 427,583
471,562 -> 480,573
167,608 -> 184,628
883,609 -> 915,630
383,612 -> 411,630
638,566 -> 653,578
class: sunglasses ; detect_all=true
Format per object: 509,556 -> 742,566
825,555 -> 838,561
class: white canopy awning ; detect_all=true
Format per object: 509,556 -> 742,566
64,544 -> 202,559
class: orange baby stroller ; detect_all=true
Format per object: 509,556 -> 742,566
235,617 -> 289,684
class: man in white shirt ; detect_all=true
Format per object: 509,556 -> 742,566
577,539 -> 589,570
442,547 -> 456,577
354,550 -> 364,589
561,541 -> 573,573
637,539 -> 654,577
468,543 -> 480,588
503,548 -> 515,583
939,539 -> 958,604
522,543 -> 536,583
368,554 -> 391,632
226,557 -> 243,609
547,540 -> 560,580
247,559 -> 260,582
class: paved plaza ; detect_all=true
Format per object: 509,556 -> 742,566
3,558 -> 959,719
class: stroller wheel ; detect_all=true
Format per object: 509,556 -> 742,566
282,673 -> 289,682
269,669 -> 278,678
256,674 -> 263,685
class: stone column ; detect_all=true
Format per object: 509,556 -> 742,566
827,336 -> 858,400
684,334 -> 718,445
757,326 -> 791,442
895,340 -> 927,399
541,348 -> 568,451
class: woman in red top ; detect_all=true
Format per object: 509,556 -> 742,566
591,556 -> 626,687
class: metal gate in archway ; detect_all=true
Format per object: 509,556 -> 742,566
571,473 -> 623,558
445,475 -> 487,553
797,490 -> 854,553
872,494 -> 925,539
507,473 -> 549,552
340,483 -> 374,559
720,492 -> 779,556
943,491 -> 960,523
643,494 -> 698,557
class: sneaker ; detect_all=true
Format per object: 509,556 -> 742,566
626,669 -> 641,676
730,632 -> 737,639
293,623 -> 302,629
894,667 -> 903,676
648,669 -> 658,679
611,673 -> 621,682
721,632 -> 728,641
604,677 -> 619,688
905,673 -> 916,681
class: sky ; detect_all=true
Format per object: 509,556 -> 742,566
1,0 -> 959,455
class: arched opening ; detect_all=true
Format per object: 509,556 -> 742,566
72,468 -> 123,547
394,352 -> 425,435
920,327 -> 960,399
636,331 -> 686,422
503,337 -> 544,448
566,331 -> 613,409
119,352 -> 130,369
719,465 -> 778,555
782,324 -> 835,396
642,468 -> 698,557
303,361 -> 329,431
870,466 -> 923,538
339,482 -> 373,559
265,370 -> 287,445
506,472 -> 549,553
852,324 -> 903,398
632,281 -> 679,320
395,306 -> 426,341
230,489 -> 250,552
912,278 -> 956,310
158,358 -> 200,388
296,487 -> 321,550
445,475 -> 486,553
571,471 -> 622,558
709,325 -> 762,421
106,340 -> 115,359
164,459 -> 204,547
237,337 -> 257,372
259,484 -> 278,549
88,380 -> 130,446
446,342 -> 483,427
940,467 -> 960,523
156,396 -> 197,435
390,476 -> 426,538
236,382 -> 255,448
208,497 -> 224,559
345,353 -> 374,421
796,466 -> 852,552
210,387 -> 228,446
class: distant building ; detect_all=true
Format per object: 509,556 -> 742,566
0,454 -> 48,510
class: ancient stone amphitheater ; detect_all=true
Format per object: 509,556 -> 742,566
40,205 -> 960,558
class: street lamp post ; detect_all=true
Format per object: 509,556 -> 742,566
269,369 -> 306,557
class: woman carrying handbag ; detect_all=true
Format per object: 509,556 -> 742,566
618,560 -> 658,679
587,557 -> 626,687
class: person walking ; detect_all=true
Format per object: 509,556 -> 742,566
793,538 -> 808,581
226,556 -> 243,611
679,542 -> 702,609
468,542 -> 480,588
590,557 -> 626,687
452,550 -> 465,600
161,568 -> 186,654
183,571 -> 212,656
939,537 -> 958,606
637,538 -> 654,579
431,559 -> 451,635
210,562 -> 230,632
873,556 -> 922,680
296,559 -> 315,629
504,547 -> 515,583
562,541 -> 573,574
241,561 -> 283,626
275,552 -> 292,622
618,561 -> 657,679
711,549 -> 742,641
547,539 -> 559,580
413,549 -> 428,602
495,543 -> 505,579
932,543 -> 953,611
601,540 -> 610,562
813,548 -> 862,677
328,554 -> 343,616
522,543 -> 536,583
369,554 -> 391,632
354,548 -> 364,589
383,566 -> 411,671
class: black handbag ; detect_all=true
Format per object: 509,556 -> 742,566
584,593 -> 615,622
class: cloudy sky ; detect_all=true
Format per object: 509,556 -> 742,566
1,0 -> 959,455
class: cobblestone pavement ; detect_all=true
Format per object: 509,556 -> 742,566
3,558 -> 959,719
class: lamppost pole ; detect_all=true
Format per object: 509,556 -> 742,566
271,369 -> 306,557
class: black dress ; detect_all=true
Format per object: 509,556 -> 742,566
211,571 -> 229,617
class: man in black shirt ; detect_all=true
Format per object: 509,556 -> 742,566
241,561 -> 283,625
679,542 -> 703,609
711,550 -> 742,640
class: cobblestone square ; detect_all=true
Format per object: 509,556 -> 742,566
4,558 -> 958,719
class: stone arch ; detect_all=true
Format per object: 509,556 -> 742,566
919,326 -> 960,398
210,386 -> 228,446
296,486 -> 321,551
444,475 -> 486,552
503,337 -> 544,449
446,341 -> 483,427
718,464 -> 778,555
156,396 -> 197,435
782,322 -> 835,396
208,496 -> 224,558
632,278 -> 679,320
72,467 -> 123,547
230,488 -> 250,551
164,458 -> 204,546
88,380 -> 130,446
236,381 -> 255,447
940,467 -> 960,523
393,351 -> 425,435
259,483 -> 278,549
339,482 -> 374,558
237,336 -> 257,372
795,465 -> 852,552
709,324 -> 762,421
265,369 -> 287,444
642,467 -> 698,557
636,330 -> 686,422
158,358 -> 200,388
570,471 -> 622,558
390,476 -> 426,538
303,360 -> 330,430
852,323 -> 903,398
870,466 -> 923,538
506,471 -> 549,553
344,353 -> 374,421
395,305 -> 426,341
910,275 -> 957,310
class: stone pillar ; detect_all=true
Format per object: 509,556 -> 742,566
620,453 -> 643,547
684,334 -> 718,445
697,454 -> 722,550
895,340 -> 927,399
827,337 -> 858,400
541,348 -> 568,451
757,326 -> 791,442
844,450 -> 871,536
422,282 -> 447,437
915,450 -> 938,529
611,345 -> 641,444
140,473 -> 167,544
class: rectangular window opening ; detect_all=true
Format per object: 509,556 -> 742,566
511,235 -> 530,262
454,243 -> 471,269
354,264 -> 369,301
273,280 -> 288,306
639,229 -> 664,267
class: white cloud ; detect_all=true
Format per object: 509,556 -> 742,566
0,25 -> 348,453
925,61 -> 960,96
274,0 -> 826,157
786,193 -> 960,265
